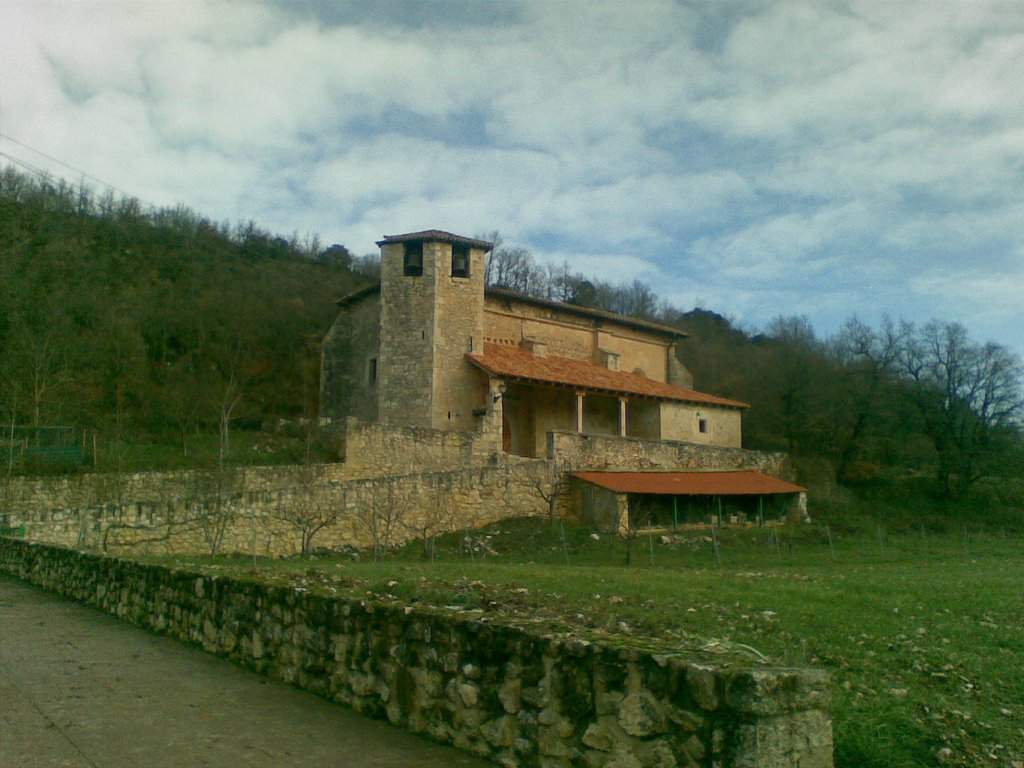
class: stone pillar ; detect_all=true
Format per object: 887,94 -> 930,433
476,378 -> 506,459
575,391 -> 585,433
618,397 -> 628,437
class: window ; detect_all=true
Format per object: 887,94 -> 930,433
367,357 -> 378,385
698,418 -> 707,434
403,243 -> 423,276
451,244 -> 469,278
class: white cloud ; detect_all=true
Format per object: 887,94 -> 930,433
0,0 -> 1021,359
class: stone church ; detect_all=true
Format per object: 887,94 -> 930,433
319,229 -> 749,460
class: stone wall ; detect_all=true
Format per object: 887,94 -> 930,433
319,290 -> 381,423
342,418 -> 502,478
0,538 -> 833,768
548,432 -> 794,479
0,463 -> 346,518
659,402 -> 743,449
1,460 -> 551,557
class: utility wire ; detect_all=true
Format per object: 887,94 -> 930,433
0,131 -> 142,203
0,134 -> 164,216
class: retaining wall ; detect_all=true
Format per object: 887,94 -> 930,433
0,538 -> 833,768
1,461 -> 551,557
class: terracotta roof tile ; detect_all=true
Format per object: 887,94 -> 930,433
467,343 -> 748,408
375,230 -> 495,250
572,471 -> 806,495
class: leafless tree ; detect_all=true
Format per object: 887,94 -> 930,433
898,321 -> 1024,496
273,465 -> 340,556
398,487 -> 451,561
532,463 -> 571,524
830,316 -> 907,480
189,465 -> 243,555
353,486 -> 408,559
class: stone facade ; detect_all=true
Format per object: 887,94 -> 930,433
342,418 -> 502,478
319,230 -> 747,462
377,234 -> 491,432
320,289 -> 381,424
0,538 -> 834,768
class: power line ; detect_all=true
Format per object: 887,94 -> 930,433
0,132 -> 142,202
0,134 -> 165,217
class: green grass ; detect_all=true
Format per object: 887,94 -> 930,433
158,518 -> 1024,768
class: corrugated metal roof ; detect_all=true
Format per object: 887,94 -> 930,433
572,471 -> 806,496
467,343 -> 749,408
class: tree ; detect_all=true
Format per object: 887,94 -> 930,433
532,463 -> 570,524
188,466 -> 243,556
353,487 -> 407,559
898,321 -> 1024,496
829,317 -> 907,479
273,465 -> 340,555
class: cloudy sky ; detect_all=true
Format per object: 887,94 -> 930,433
2,0 -> 1022,357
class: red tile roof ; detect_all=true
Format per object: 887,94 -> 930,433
572,471 -> 806,496
375,230 -> 495,250
466,343 -> 748,408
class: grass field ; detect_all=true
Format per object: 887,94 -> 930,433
161,517 -> 1024,768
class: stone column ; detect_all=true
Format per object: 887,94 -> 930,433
618,397 -> 628,437
575,391 -> 585,433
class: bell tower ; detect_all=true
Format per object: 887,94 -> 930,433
376,230 -> 492,430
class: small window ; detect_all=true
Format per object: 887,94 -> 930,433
367,357 -> 378,385
698,418 -> 708,434
451,244 -> 470,278
403,243 -> 423,276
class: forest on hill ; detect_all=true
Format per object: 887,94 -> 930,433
1,166 -> 1021,502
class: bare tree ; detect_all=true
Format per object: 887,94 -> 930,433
398,487 -> 451,561
273,465 -> 340,556
898,321 -> 1024,496
189,466 -> 243,555
532,463 -> 570,524
830,316 -> 907,479
353,486 -> 408,559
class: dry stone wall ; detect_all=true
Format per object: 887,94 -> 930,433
0,538 -> 834,768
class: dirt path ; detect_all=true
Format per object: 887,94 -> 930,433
0,575 -> 490,768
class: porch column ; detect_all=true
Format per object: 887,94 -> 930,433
575,391 -> 585,433
618,397 -> 628,437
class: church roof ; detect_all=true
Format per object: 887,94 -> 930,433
466,342 -> 748,408
375,230 -> 496,250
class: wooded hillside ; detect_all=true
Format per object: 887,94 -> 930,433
2,166 -> 1021,499
0,168 -> 371,469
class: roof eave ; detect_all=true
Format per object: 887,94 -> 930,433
466,353 -> 749,409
